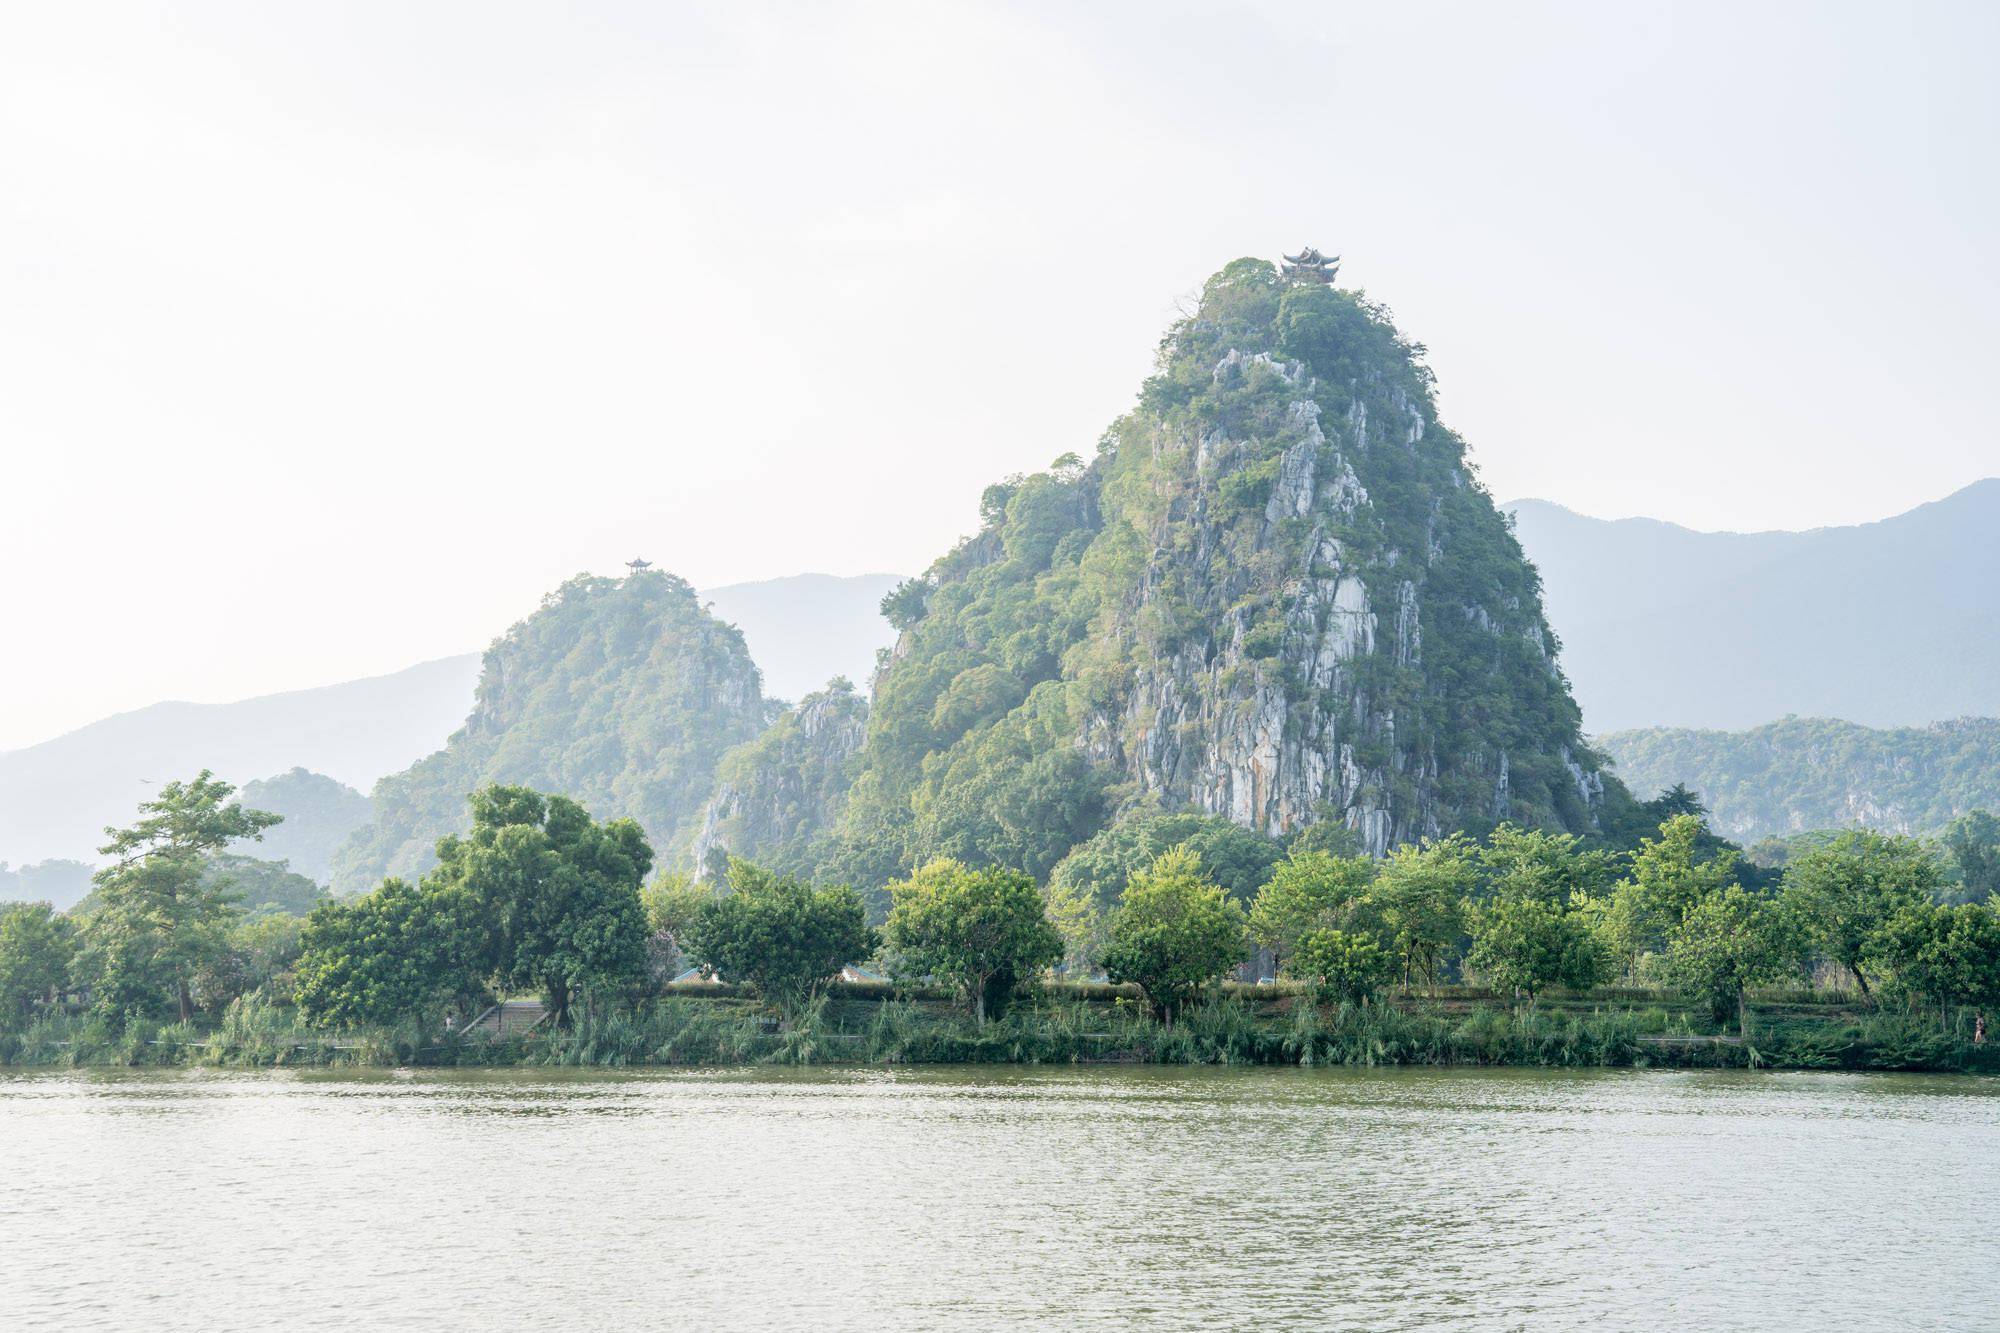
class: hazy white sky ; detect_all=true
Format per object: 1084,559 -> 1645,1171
3,1 -> 1995,750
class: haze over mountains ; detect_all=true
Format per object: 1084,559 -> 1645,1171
1504,478 -> 2000,732
5,481 -> 1995,876
0,574 -> 899,868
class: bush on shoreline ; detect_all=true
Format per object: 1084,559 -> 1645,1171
4,987 -> 1992,1075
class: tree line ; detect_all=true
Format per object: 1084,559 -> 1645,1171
3,773 -> 1998,1047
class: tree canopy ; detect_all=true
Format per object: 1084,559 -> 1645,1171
80,772 -> 282,1022
1099,847 -> 1248,1022
883,859 -> 1062,1022
683,860 -> 876,1016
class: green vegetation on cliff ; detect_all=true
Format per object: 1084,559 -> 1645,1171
805,258 -> 1623,888
332,572 -> 772,893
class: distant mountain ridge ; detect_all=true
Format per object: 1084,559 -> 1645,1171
1505,478 -> 2000,732
0,654 -> 481,868
1599,716 -> 2000,842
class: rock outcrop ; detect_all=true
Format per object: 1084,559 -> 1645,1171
825,256 -> 1621,881
690,678 -> 869,877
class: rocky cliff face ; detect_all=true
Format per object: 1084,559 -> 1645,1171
1076,286 -> 1604,852
824,257 -> 1620,882
690,678 -> 869,877
331,571 -> 771,893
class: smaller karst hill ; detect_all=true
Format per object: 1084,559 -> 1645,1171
330,571 -> 773,893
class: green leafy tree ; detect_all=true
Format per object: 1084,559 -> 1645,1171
81,772 -> 281,1022
0,902 -> 78,1027
640,870 -> 715,980
1247,850 -> 1377,973
427,786 -> 654,1026
1286,928 -> 1391,1005
294,878 -> 483,1028
1781,831 -> 1945,997
883,858 -> 1063,1022
1601,815 -> 1739,974
1941,810 -> 2000,905
201,854 -> 329,917
1372,835 -> 1477,991
1871,901 -> 2000,1026
193,910 -> 306,1010
683,859 -> 877,1017
1661,887 -> 1798,1037
1045,811 -> 1283,969
1099,847 -> 1248,1023
1466,896 -> 1608,1009
1480,824 -> 1615,904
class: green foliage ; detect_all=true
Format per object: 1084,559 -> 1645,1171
202,853 -> 328,916
1781,830 -> 1945,996
202,910 -> 306,1007
820,256 -> 1613,902
640,870 -> 710,940
1247,849 -> 1378,969
1479,824 -> 1615,904
79,771 -> 282,1024
700,679 -> 870,880
1601,717 -> 2000,844
294,878 -> 478,1028
0,902 -> 77,1028
883,859 -> 1063,1022
1099,847 -> 1249,1021
1871,901 -> 2000,1019
879,577 -> 933,632
1661,886 -> 1799,1034
427,786 -> 654,1024
1466,896 -> 1608,1005
1372,834 -> 1476,990
1600,815 -> 1740,972
332,571 -> 770,893
297,785 -> 654,1028
1286,928 -> 1391,1004
1942,809 -> 2000,904
684,859 -> 877,1016
1046,811 -> 1283,968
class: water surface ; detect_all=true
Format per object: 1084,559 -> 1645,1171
3,1065 -> 1995,1330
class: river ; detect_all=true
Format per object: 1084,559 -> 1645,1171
2,1066 -> 1995,1330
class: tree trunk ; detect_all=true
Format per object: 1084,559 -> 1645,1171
177,979 -> 193,1024
974,983 -> 987,1027
1737,989 -> 1750,1041
1850,962 -> 1873,999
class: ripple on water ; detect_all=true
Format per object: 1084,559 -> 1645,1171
2,1066 -> 1997,1331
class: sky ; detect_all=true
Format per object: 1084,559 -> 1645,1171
3,1 -> 1996,751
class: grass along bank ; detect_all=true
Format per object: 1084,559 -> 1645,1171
4,982 -> 1992,1074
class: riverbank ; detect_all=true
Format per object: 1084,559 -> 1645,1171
5,982 -> 1994,1073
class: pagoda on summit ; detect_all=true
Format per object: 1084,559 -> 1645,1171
1280,247 -> 1340,285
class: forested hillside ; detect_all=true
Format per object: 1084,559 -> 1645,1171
330,573 -> 774,893
1600,717 -> 2000,841
703,257 -> 1635,887
236,769 -> 371,885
